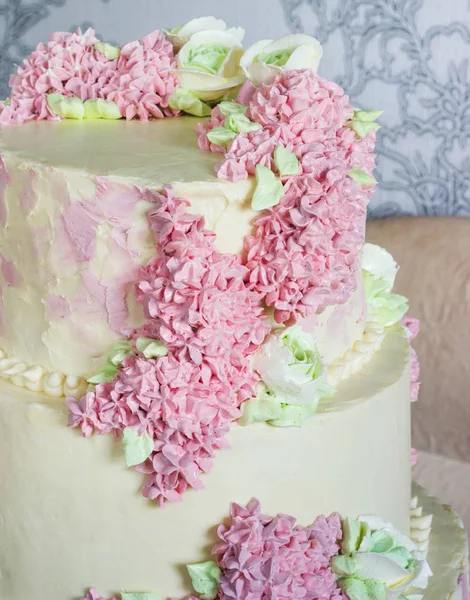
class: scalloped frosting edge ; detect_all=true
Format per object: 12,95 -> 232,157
0,348 -> 88,398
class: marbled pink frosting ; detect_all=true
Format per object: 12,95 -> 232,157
214,499 -> 345,600
68,189 -> 269,505
197,71 -> 376,322
0,28 -> 178,125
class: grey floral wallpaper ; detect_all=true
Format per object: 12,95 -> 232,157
1,0 -> 469,217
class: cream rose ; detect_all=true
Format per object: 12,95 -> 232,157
332,515 -> 433,600
165,16 -> 244,50
251,324 -> 326,406
240,34 -> 323,86
172,30 -> 246,105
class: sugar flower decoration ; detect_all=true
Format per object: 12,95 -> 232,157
241,34 -> 323,86
198,69 -> 376,323
363,243 -> 399,290
213,499 -> 344,600
165,16 -> 244,50
80,590 -> 119,600
334,515 -> 432,600
362,244 -> 408,328
252,325 -> 329,406
402,316 -> 421,401
68,188 -> 270,505
0,28 -> 178,124
172,29 -> 246,107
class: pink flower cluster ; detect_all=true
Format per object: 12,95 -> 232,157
68,189 -> 269,505
0,28 -> 178,125
214,499 -> 345,600
402,316 -> 421,401
80,589 -> 119,600
198,70 -> 376,322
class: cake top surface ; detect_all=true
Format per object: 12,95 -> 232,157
0,117 -> 220,187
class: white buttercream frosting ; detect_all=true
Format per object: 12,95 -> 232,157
0,118 -> 367,384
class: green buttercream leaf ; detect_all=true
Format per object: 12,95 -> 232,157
121,594 -> 159,600
83,99 -> 122,120
358,521 -> 372,552
383,546 -> 414,570
47,93 -> 84,120
351,120 -> 381,138
169,88 -> 212,117
354,109 -> 383,122
239,386 -> 282,426
258,48 -> 293,67
269,401 -> 318,428
0,98 -> 10,106
274,145 -> 300,177
370,294 -> 408,327
225,112 -> 262,133
187,561 -> 222,600
87,361 -> 117,384
348,168 -> 376,186
341,518 -> 363,555
207,126 -> 237,147
170,24 -> 183,34
363,271 -> 390,300
331,555 -> 361,577
122,427 -> 154,467
339,577 -> 371,600
251,164 -> 284,211
136,337 -> 168,359
94,42 -> 121,60
109,341 -> 133,366
220,88 -> 240,102
364,578 -> 388,600
219,101 -> 248,116
370,530 -> 395,554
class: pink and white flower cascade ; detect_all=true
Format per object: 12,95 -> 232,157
0,28 -> 178,125
68,189 -> 269,505
81,499 -> 345,600
198,71 -> 376,323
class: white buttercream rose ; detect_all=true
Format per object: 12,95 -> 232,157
332,515 -> 433,600
173,30 -> 246,103
251,324 -> 325,406
240,34 -> 323,86
362,244 -> 408,327
165,16 -> 244,50
363,243 -> 398,291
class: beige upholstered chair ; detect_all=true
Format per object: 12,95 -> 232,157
366,217 -> 470,532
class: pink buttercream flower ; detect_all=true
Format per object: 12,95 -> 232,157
411,447 -> 418,466
213,499 -> 345,600
68,188 -> 270,505
101,30 -> 179,121
198,69 -> 376,322
0,28 -> 179,124
80,589 -> 119,600
402,316 -> 421,401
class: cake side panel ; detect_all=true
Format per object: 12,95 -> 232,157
0,147 -> 369,389
0,328 -> 411,600
0,153 -> 156,380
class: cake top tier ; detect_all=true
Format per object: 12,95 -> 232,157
0,118 -> 220,187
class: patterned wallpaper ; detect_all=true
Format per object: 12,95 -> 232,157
1,0 -> 470,217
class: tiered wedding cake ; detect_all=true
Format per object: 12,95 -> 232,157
0,16 -> 467,600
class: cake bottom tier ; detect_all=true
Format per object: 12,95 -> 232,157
0,325 -> 414,599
